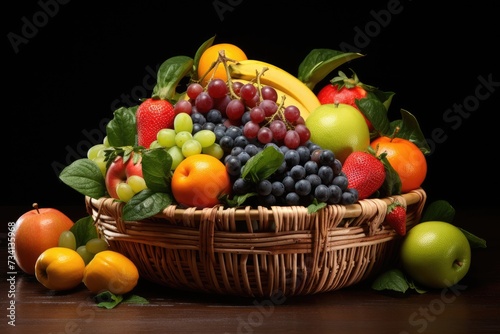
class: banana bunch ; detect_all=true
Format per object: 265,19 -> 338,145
228,60 -> 320,119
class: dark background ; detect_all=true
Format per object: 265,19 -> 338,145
5,1 -> 499,213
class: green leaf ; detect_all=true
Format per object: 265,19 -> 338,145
297,49 -> 365,90
122,190 -> 172,221
141,148 -> 172,193
94,291 -> 123,309
153,55 -> 194,101
241,145 -> 284,183
106,106 -> 138,147
225,192 -> 257,208
421,200 -> 455,223
307,200 -> 326,214
357,96 -> 391,136
192,35 -> 216,81
70,216 -> 98,248
376,148 -> 402,197
122,294 -> 149,305
59,159 -> 106,199
389,109 -> 431,155
371,269 -> 410,293
459,228 -> 487,248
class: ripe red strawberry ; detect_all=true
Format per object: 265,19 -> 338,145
317,70 -> 375,130
342,151 -> 385,200
385,201 -> 407,236
136,98 -> 175,148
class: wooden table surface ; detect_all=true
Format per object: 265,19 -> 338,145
1,205 -> 499,334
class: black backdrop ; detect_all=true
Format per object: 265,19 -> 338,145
5,0 -> 499,211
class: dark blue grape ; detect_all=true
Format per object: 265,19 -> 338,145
286,192 -> 300,205
206,109 -> 222,123
295,179 -> 311,196
257,180 -> 272,196
305,174 -> 322,189
319,149 -> 335,166
245,144 -> 260,156
202,122 -> 216,131
191,112 -> 206,125
237,151 -> 251,165
284,149 -> 300,167
231,146 -> 244,156
192,123 -> 202,134
341,188 -> 359,205
241,111 -> 251,124
225,125 -> 242,139
271,181 -> 285,197
304,160 -> 318,175
296,146 -> 310,164
327,185 -> 342,204
233,177 -> 251,195
314,184 -> 330,202
318,166 -> 334,184
332,159 -> 342,175
233,135 -> 249,148
219,135 -> 234,154
279,145 -> 289,155
225,155 -> 241,176
332,174 -> 348,191
282,175 -> 295,192
290,165 -> 306,180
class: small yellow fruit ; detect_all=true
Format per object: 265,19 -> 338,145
35,247 -> 85,291
83,250 -> 139,295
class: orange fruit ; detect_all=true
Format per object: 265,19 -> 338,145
13,203 -> 75,275
83,250 -> 139,295
197,43 -> 247,86
370,136 -> 427,193
35,247 -> 85,291
171,154 -> 231,209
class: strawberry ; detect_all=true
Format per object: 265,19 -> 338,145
136,97 -> 175,148
384,201 -> 407,236
317,70 -> 375,130
342,150 -> 385,200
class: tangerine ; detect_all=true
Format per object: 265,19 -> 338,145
370,136 -> 427,193
197,43 -> 247,86
83,250 -> 139,295
171,154 -> 231,209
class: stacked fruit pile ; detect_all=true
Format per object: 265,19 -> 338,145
59,38 -> 429,230
10,37 -> 481,297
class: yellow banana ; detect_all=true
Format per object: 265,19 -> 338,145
228,59 -> 321,119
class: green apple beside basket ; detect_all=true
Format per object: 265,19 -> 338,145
85,188 -> 426,298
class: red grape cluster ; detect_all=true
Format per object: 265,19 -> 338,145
181,79 -> 310,150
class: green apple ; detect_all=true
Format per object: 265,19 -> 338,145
400,221 -> 471,288
305,103 -> 370,163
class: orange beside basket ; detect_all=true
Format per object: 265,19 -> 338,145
85,188 -> 426,298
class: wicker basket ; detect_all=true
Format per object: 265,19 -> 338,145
85,188 -> 426,298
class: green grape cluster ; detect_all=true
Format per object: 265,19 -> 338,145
87,136 -> 111,177
58,230 -> 109,265
150,112 -> 223,170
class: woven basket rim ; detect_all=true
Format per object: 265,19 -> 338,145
86,188 -> 425,223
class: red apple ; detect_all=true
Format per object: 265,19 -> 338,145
13,203 -> 75,275
105,153 -> 143,199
